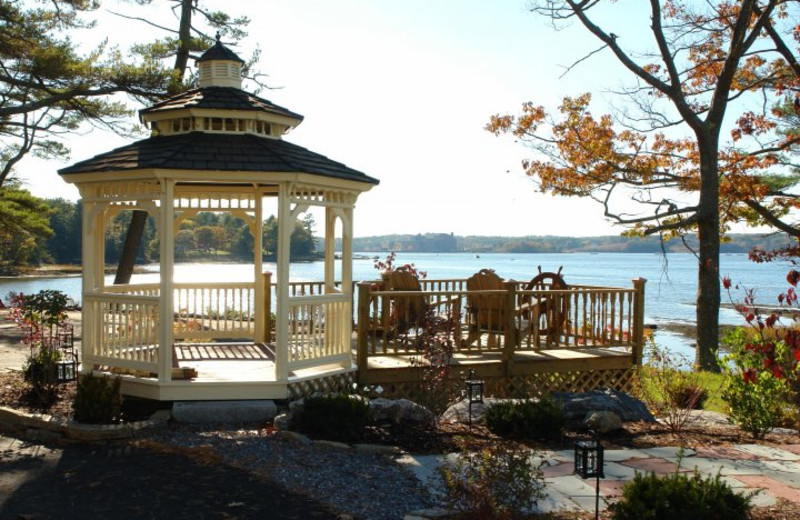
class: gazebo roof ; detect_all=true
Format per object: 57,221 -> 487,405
140,87 -> 304,123
58,132 -> 379,185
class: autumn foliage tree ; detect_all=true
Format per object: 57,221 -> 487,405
488,1 -> 800,371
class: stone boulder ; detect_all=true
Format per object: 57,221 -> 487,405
441,397 -> 523,425
370,398 -> 435,426
553,388 -> 655,423
584,411 -> 623,433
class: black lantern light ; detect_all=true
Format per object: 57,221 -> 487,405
465,369 -> 484,427
574,431 -> 605,520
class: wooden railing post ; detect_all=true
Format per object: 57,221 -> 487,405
503,281 -> 517,375
262,271 -> 272,343
632,278 -> 647,365
356,282 -> 372,384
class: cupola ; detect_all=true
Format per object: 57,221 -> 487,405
197,34 -> 245,89
136,38 -> 304,139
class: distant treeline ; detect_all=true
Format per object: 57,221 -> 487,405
16,199 -> 320,268
343,232 -> 794,254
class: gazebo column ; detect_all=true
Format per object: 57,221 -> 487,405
79,199 -> 106,373
157,180 -> 175,382
324,207 -> 336,293
274,183 -> 292,382
253,192 -> 264,342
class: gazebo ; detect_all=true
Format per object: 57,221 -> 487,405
59,39 -> 379,401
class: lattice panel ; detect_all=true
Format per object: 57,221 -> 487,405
287,372 -> 358,400
363,368 -> 637,401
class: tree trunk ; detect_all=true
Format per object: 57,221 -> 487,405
113,210 -> 148,285
695,135 -> 721,372
116,0 -> 193,281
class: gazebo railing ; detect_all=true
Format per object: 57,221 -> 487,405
83,292 -> 160,373
286,292 -> 352,371
107,282 -> 256,340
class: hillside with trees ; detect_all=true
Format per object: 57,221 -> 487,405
346,232 -> 792,255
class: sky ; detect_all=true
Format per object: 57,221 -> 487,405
14,0 -> 683,238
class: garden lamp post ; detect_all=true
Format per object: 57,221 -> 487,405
574,430 -> 604,520
465,369 -> 484,428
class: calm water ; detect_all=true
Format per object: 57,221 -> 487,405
0,252 -> 791,359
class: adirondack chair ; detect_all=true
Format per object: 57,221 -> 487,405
464,269 -> 529,349
384,269 -> 460,335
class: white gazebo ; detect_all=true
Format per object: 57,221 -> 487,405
59,39 -> 379,401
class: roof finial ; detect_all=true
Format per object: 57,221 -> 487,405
215,31 -> 221,42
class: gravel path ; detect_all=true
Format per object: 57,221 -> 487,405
144,425 -> 435,520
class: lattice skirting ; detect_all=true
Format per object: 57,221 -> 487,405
287,372 -> 358,400
367,367 -> 638,401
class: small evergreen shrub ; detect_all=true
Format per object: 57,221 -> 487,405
73,374 -> 123,424
669,383 -> 709,410
608,470 -> 753,520
485,396 -> 565,440
292,393 -> 371,442
439,440 -> 546,520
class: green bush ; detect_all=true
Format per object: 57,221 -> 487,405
721,328 -> 795,438
23,347 -> 60,389
722,370 -> 787,439
439,440 -> 545,520
73,373 -> 123,424
608,470 -> 753,520
292,393 -> 371,442
485,396 -> 564,441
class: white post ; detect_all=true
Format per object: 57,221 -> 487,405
324,207 -> 336,293
274,183 -> 292,381
158,180 -> 175,382
340,206 -> 354,364
253,192 -> 264,342
80,199 -> 96,373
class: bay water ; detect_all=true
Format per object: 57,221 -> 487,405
0,252 -> 791,360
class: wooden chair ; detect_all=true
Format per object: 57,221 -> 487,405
384,269 -> 460,335
464,269 -> 528,349
386,269 -> 428,332
521,266 -> 569,345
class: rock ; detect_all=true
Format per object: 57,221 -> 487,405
354,443 -> 403,455
172,400 -> 277,424
370,398 -> 435,425
313,439 -> 350,450
275,430 -> 312,445
273,412 -> 291,431
584,411 -> 622,433
553,388 -> 655,423
441,397 -> 523,425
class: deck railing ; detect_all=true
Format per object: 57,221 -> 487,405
356,278 -> 646,373
83,292 -> 160,372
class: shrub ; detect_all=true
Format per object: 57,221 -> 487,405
640,341 -> 713,433
439,440 -> 546,520
73,374 -> 123,424
485,396 -> 564,440
23,346 -> 60,396
608,470 -> 753,520
721,328 -> 795,438
722,370 -> 787,438
292,393 -> 371,442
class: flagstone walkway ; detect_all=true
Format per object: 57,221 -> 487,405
398,443 -> 800,515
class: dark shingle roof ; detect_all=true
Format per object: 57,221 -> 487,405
197,41 -> 245,63
58,132 -> 379,185
140,87 -> 304,122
